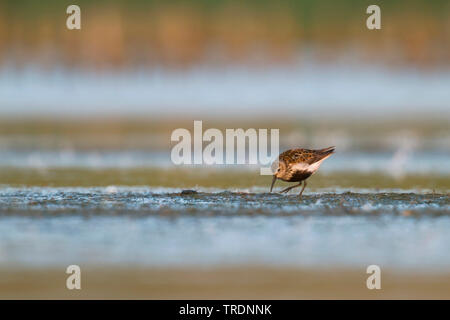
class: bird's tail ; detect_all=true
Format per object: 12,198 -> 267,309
319,146 -> 336,154
313,146 -> 335,162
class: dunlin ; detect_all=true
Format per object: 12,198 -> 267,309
270,146 -> 335,197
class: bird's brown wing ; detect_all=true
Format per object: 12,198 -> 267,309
279,147 -> 335,165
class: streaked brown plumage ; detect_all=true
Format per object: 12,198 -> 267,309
270,146 -> 335,197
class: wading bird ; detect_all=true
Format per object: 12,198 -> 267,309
270,147 -> 335,197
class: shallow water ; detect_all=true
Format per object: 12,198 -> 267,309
1,64 -> 449,115
0,188 -> 448,271
0,150 -> 449,175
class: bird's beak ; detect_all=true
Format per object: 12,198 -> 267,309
270,175 -> 277,193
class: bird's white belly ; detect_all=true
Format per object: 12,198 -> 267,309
292,158 -> 327,174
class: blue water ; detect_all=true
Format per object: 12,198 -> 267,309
0,150 -> 448,175
0,188 -> 448,271
1,63 -> 449,116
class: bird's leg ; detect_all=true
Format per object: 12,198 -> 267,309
280,182 -> 302,194
298,181 -> 307,198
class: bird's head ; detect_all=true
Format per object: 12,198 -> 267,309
273,159 -> 287,178
270,160 -> 286,192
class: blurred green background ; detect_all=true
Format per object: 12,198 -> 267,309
0,0 -> 448,68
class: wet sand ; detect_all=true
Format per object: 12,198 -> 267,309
1,266 -> 450,299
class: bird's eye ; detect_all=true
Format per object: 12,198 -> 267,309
277,168 -> 280,172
